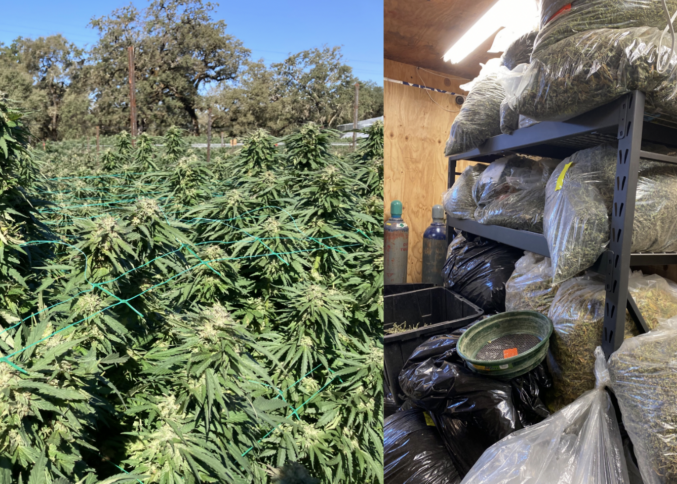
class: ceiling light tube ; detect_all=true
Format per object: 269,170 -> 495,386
443,0 -> 538,64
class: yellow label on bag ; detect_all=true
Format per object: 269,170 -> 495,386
423,412 -> 435,427
555,162 -> 574,191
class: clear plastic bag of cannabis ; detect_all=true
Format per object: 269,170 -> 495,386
501,31 -> 537,71
534,0 -> 677,56
544,146 -> 614,284
513,27 -> 677,123
545,144 -> 677,284
498,65 -> 530,135
519,115 -> 539,129
609,316 -> 677,484
547,274 -> 639,408
547,271 -> 677,408
462,346 -> 630,484
473,154 -> 559,233
444,61 -> 507,156
443,164 -> 487,220
505,252 -> 558,315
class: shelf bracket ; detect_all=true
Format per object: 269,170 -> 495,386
627,293 -> 650,334
602,91 -> 646,358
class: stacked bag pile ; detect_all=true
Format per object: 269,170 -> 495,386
444,0 -> 677,155
385,329 -> 552,482
443,154 -> 559,232
504,0 -> 677,124
434,1 -> 677,481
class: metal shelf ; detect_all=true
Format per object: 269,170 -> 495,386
448,218 -> 677,274
447,91 -> 677,357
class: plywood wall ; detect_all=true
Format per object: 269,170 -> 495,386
384,59 -> 469,283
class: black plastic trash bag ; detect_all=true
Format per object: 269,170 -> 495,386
431,376 -> 518,477
398,333 -> 465,411
510,362 -> 552,426
398,332 -> 552,476
442,233 -> 524,313
462,348 -> 630,484
384,409 -> 461,484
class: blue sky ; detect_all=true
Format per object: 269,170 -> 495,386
0,0 -> 383,85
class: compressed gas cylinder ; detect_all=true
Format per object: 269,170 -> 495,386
385,200 -> 409,284
422,205 -> 447,285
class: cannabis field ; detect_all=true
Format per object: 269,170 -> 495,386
0,99 -> 384,483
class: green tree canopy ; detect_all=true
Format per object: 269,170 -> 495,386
214,47 -> 383,137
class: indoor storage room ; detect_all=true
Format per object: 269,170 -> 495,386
383,0 -> 677,483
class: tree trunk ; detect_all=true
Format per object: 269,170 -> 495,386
184,103 -> 200,136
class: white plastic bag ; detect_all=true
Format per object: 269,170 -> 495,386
505,252 -> 557,315
609,317 -> 677,484
461,347 -> 630,484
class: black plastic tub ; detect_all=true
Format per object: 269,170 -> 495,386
384,283 -> 435,296
384,286 -> 483,404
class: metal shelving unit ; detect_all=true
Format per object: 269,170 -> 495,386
446,91 -> 677,357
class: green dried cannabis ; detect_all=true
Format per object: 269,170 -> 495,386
513,27 -> 677,123
444,74 -> 505,155
443,164 -> 487,220
385,322 -> 429,335
505,252 -> 559,315
500,100 -> 521,135
545,144 -> 677,284
548,272 -> 677,408
474,155 -> 559,233
609,319 -> 677,484
534,0 -> 677,55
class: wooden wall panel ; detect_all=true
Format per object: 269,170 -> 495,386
385,59 -> 469,283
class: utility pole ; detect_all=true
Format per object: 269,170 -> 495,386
353,82 -> 360,151
96,126 -> 100,155
128,46 -> 137,146
207,106 -> 212,163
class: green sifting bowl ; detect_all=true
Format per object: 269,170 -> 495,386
457,311 -> 553,379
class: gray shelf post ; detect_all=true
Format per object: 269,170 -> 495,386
602,91 -> 646,357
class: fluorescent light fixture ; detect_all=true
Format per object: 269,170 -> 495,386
444,0 -> 538,64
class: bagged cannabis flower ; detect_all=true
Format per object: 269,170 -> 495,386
609,316 -> 677,484
545,144 -> 677,284
534,0 -> 677,55
462,347 -> 630,484
501,31 -> 537,71
505,252 -> 558,315
443,164 -> 487,220
512,27 -> 677,123
548,271 -> 677,408
444,62 -> 507,155
547,274 -> 638,408
473,154 -> 559,233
